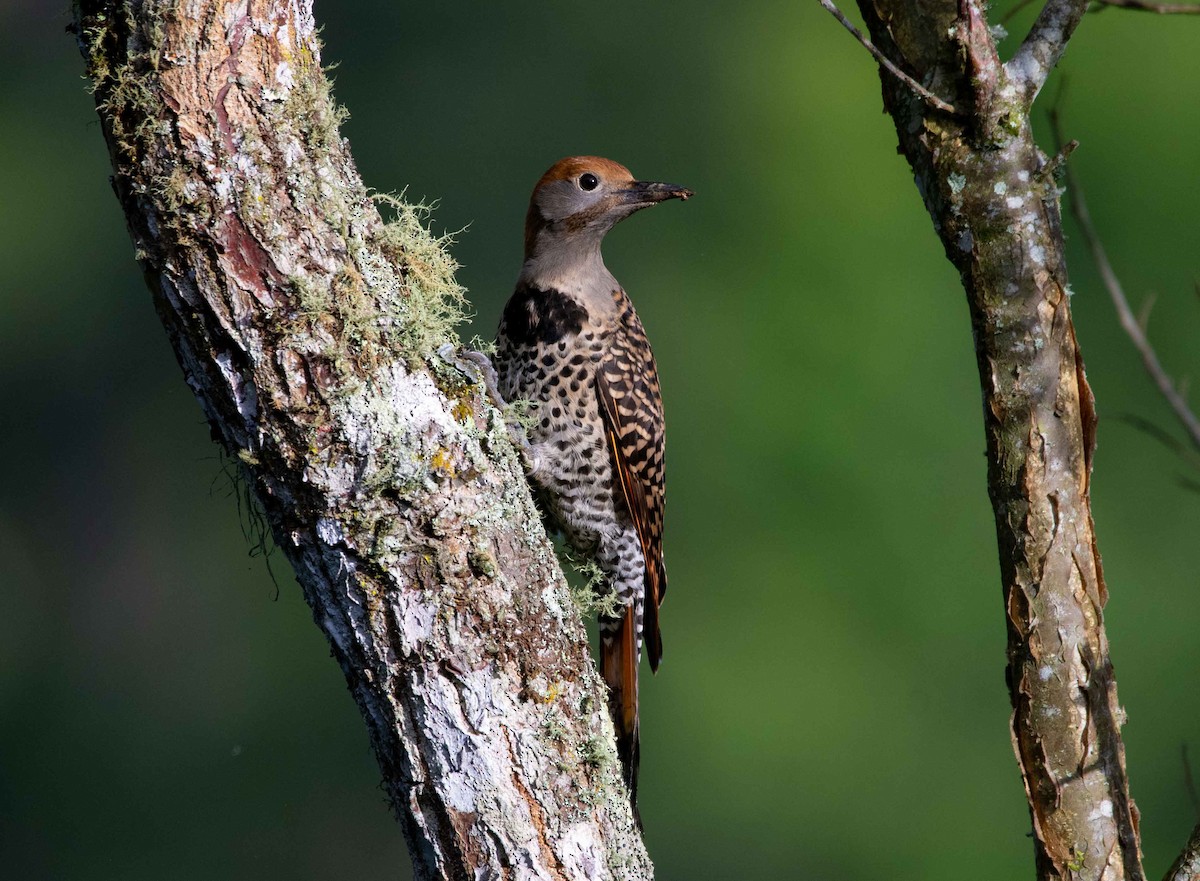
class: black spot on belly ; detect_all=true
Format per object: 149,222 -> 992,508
501,284 -> 589,346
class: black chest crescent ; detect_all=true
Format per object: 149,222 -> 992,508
501,285 -> 589,346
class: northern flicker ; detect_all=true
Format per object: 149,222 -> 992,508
494,156 -> 691,812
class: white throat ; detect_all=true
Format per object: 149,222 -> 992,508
519,239 -> 622,318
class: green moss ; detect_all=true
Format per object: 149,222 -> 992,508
1066,846 -> 1086,872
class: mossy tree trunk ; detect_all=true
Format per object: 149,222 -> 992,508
845,1 -> 1141,879
73,2 -> 650,879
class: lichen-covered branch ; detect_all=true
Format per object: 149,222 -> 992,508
847,1 -> 1143,878
1008,0 -> 1089,104
1165,822 -> 1200,881
72,2 -> 650,878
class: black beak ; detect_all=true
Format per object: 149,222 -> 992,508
623,180 -> 694,205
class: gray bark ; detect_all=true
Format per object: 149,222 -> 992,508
73,2 -> 650,879
847,1 -> 1141,879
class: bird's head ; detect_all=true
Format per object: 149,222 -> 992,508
523,156 -> 692,262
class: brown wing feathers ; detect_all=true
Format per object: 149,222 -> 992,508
596,378 -> 665,671
595,290 -> 667,670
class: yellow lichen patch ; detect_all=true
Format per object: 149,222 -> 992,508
451,398 -> 474,423
429,448 -> 457,478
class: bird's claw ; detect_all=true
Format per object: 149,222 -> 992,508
458,348 -> 509,412
437,343 -> 538,470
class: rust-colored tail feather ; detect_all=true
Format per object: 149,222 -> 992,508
601,604 -> 642,825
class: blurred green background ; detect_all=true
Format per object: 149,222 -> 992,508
2,2 -> 1198,878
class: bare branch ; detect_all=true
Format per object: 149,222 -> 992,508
1050,109 -> 1200,452
817,0 -> 962,115
1098,0 -> 1200,13
1007,0 -> 1090,105
849,1 -> 1145,876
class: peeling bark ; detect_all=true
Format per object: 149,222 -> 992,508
849,2 -> 1142,879
73,2 -> 650,878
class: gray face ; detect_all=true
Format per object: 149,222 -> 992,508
522,159 -> 691,265
533,170 -> 638,229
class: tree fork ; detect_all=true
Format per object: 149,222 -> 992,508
72,2 -> 650,878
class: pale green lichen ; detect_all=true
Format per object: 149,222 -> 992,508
542,707 -> 568,743
287,57 -> 351,158
371,192 -> 470,357
468,548 -> 498,579
468,335 -> 498,358
580,733 -> 616,772
562,548 -> 622,618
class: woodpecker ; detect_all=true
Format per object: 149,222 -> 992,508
494,156 -> 691,813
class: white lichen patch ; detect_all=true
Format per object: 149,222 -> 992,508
459,667 -> 508,733
315,516 -> 344,546
331,363 -> 461,492
275,60 -> 295,90
216,351 -> 259,430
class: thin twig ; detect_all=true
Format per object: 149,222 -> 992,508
817,0 -> 961,115
1049,107 -> 1200,451
1097,0 -> 1200,12
1042,136 -> 1079,180
1007,0 -> 1090,104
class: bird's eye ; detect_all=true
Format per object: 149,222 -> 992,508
579,173 -> 599,191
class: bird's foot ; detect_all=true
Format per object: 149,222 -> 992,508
437,344 -> 538,471
447,345 -> 507,410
